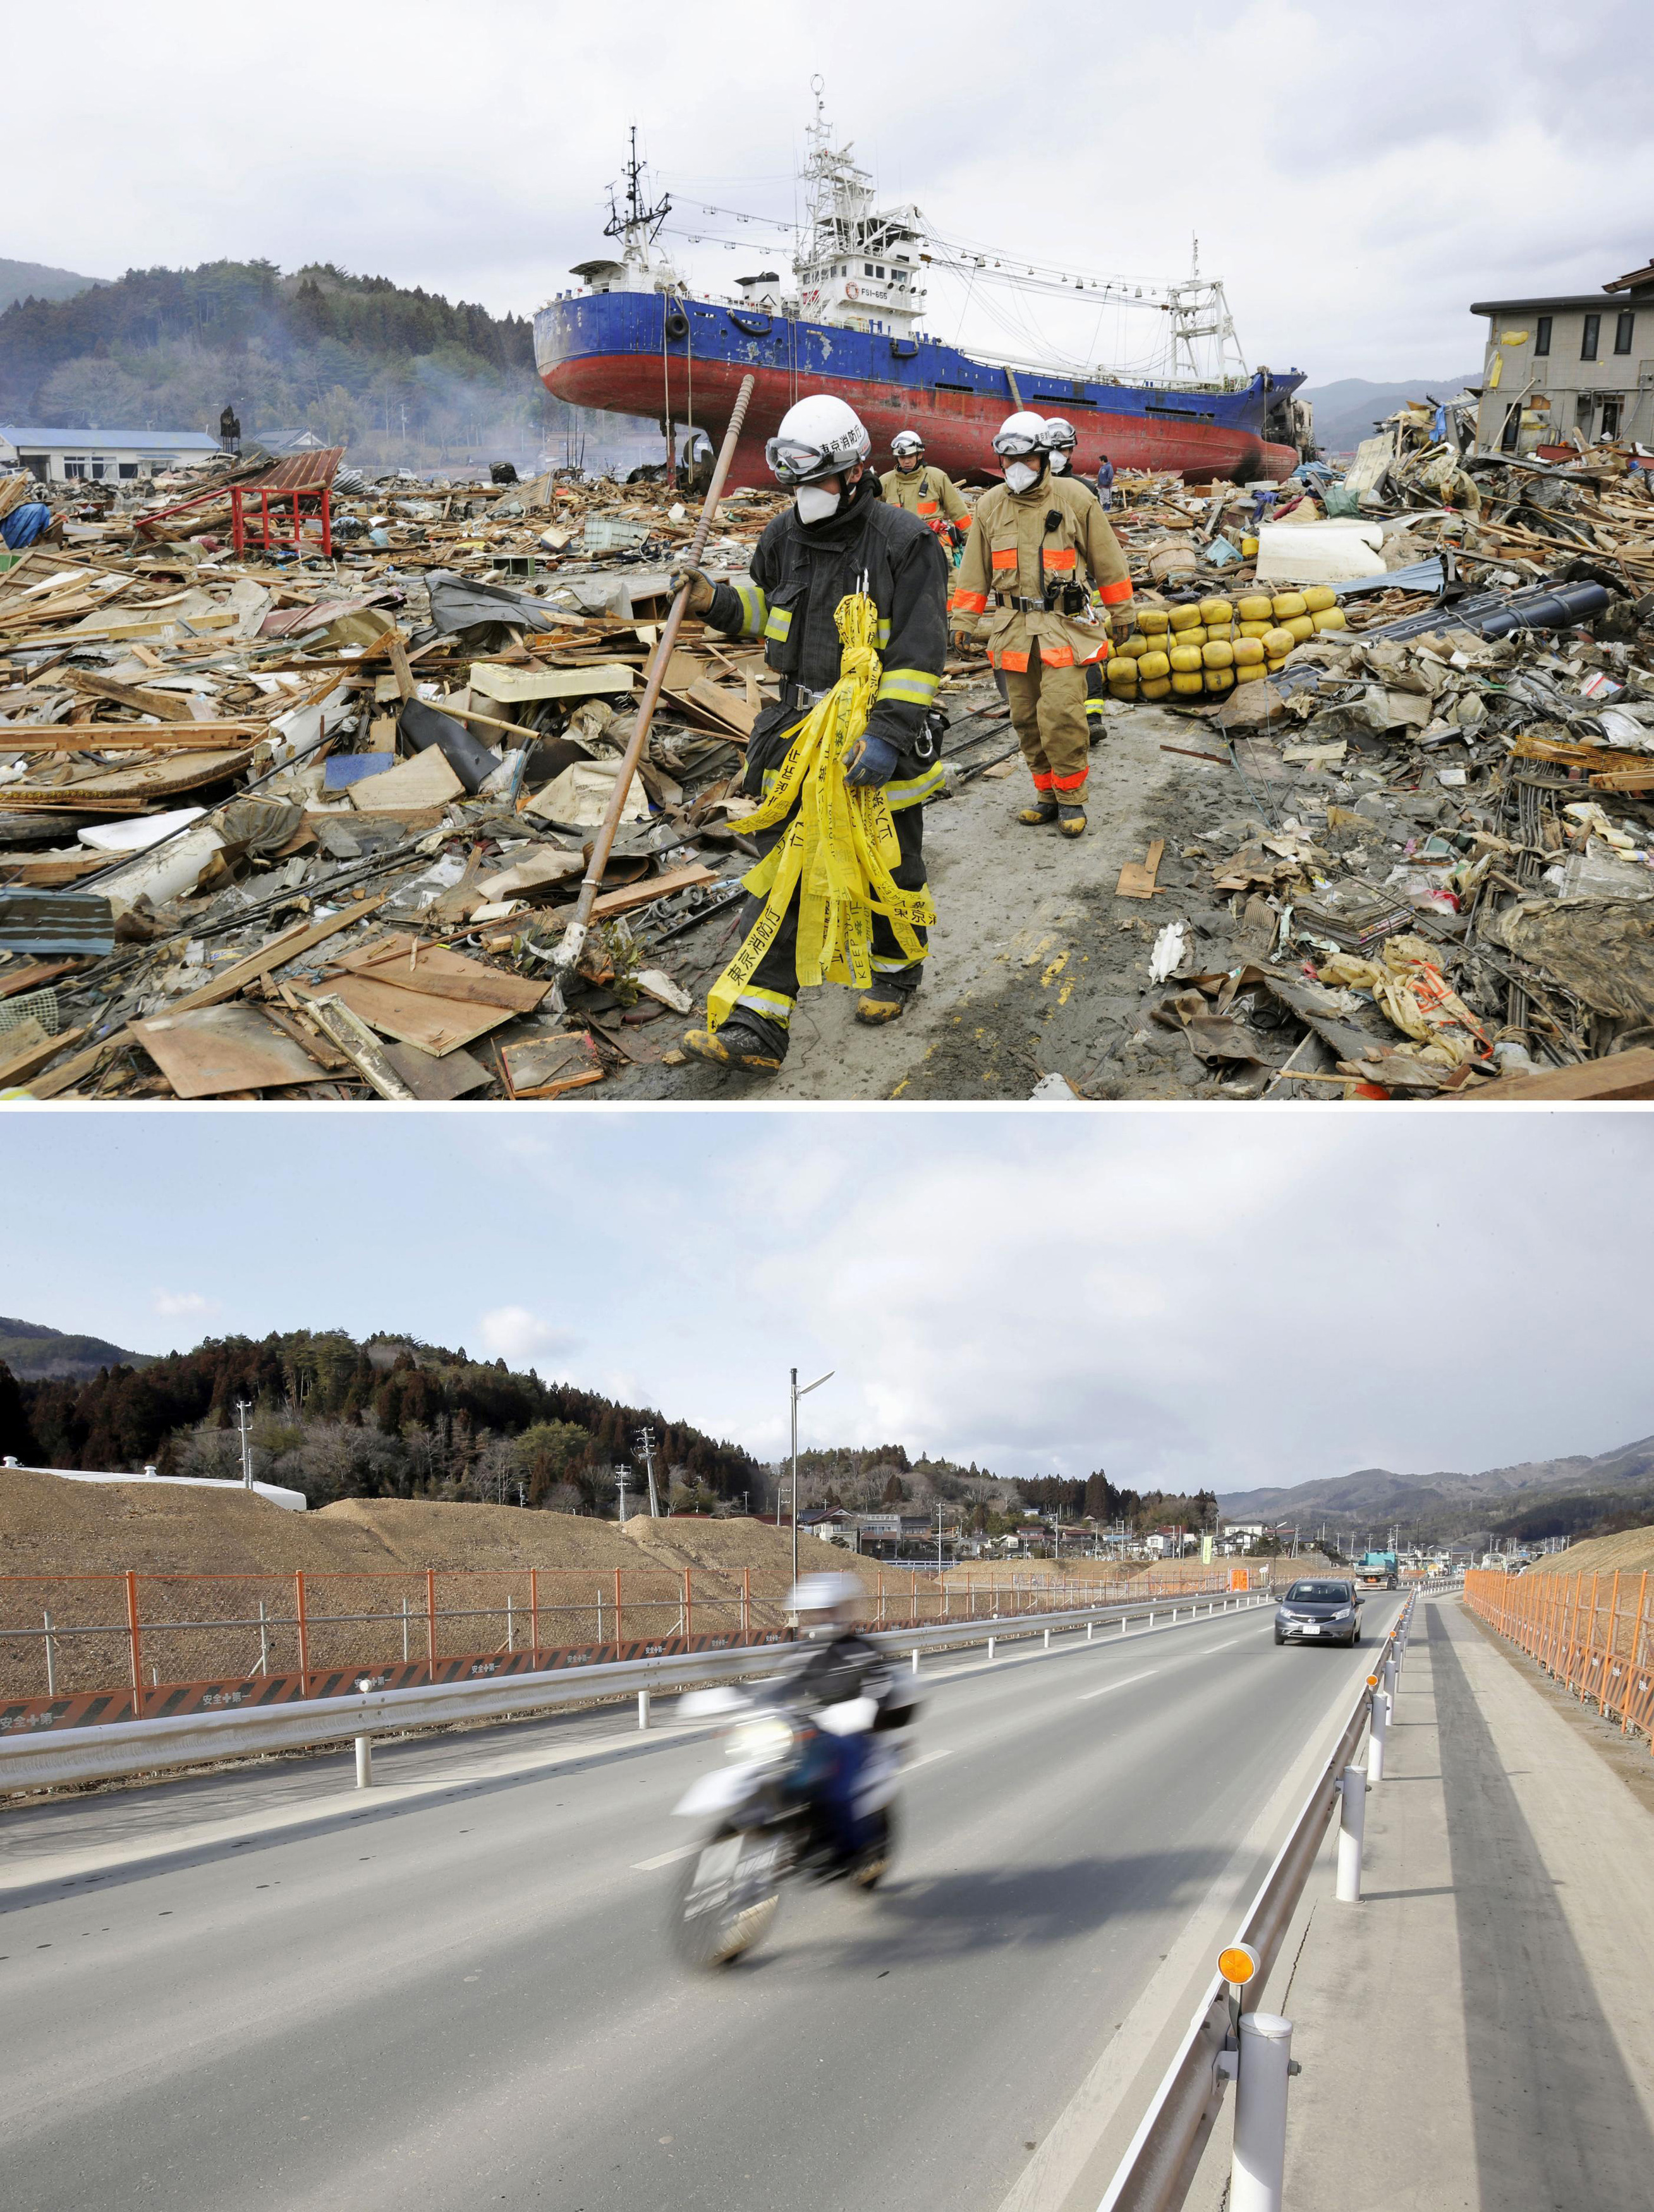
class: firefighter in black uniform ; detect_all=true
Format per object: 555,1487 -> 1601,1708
671,393 -> 950,1074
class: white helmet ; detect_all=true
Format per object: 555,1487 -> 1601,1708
766,394 -> 872,484
891,430 -> 925,461
1042,416 -> 1078,455
991,410 -> 1049,459
787,1572 -> 864,1621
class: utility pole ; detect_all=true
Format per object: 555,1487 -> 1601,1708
636,1426 -> 660,1517
236,1399 -> 253,1489
789,1365 -> 834,1588
614,1465 -> 632,1524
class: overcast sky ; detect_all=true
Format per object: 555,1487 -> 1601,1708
9,1 -> 1653,384
5,1110 -> 1649,1498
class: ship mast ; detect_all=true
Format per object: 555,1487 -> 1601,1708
791,77 -> 927,336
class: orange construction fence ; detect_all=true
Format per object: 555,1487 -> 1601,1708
1463,1565 -> 1654,1753
0,1560 -> 1253,1730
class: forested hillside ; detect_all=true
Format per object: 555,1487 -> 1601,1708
1,1330 -> 763,1515
0,258 -> 565,466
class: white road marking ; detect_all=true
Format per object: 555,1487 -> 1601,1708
631,1844 -> 698,1872
904,1747 -> 955,1773
1077,1669 -> 1159,1703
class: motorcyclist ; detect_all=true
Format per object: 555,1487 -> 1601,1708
786,1571 -> 899,1870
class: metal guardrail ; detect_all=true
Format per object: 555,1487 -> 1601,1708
0,1588 -> 1269,1796
1097,1591 -> 1416,2212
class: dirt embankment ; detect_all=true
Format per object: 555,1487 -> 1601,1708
0,1471 -> 864,1584
1522,1526 -> 1654,1580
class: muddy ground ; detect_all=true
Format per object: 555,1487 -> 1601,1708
598,679 -> 1317,1103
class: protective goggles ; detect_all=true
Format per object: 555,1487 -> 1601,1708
991,428 -> 1043,458
766,435 -> 841,484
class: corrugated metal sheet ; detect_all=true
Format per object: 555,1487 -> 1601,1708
241,447 -> 344,492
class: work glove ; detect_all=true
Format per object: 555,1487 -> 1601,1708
670,562 -> 717,616
842,729 -> 901,789
949,523 -> 968,551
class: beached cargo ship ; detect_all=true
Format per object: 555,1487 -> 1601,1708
535,99 -> 1309,487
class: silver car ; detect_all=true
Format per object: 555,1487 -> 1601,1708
1274,1578 -> 1363,1648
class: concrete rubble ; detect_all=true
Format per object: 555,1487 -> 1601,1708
2,430 -> 1652,1102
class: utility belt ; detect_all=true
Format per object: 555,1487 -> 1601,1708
784,680 -> 835,712
1006,588 -> 1095,617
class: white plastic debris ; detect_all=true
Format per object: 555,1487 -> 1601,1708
1029,1073 -> 1081,1101
1149,919 -> 1188,984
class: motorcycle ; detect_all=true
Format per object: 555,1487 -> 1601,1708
666,1677 -> 918,1969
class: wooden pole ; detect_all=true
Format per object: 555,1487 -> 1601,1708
554,372 -> 757,973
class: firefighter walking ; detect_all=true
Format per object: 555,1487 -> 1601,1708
949,411 -> 1133,837
669,394 -> 949,1074
880,431 -> 971,551
1041,416 -> 1108,744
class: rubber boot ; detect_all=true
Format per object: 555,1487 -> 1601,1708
681,1016 -> 786,1073
1018,798 -> 1059,826
855,978 -> 911,1026
1057,803 -> 1087,839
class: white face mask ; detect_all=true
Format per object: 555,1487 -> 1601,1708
795,482 -> 841,525
1004,461 -> 1040,494
1050,452 -> 1071,472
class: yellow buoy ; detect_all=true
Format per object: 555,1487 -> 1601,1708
1311,607 -> 1348,632
1237,619 -> 1272,639
1202,639 -> 1235,668
1122,631 -> 1151,658
1169,604 -> 1202,631
1198,597 -> 1234,626
1237,595 -> 1273,623
1204,667 -> 1235,693
1137,607 -> 1171,634
1232,636 -> 1265,665
1271,592 -> 1308,621
1262,627 -> 1296,659
1266,655 -> 1290,674
1234,662 -> 1267,683
1169,644 -> 1204,674
1171,671 -> 1205,695
1106,659 -> 1138,687
1204,620 -> 1234,643
1138,650 -> 1171,681
1140,676 -> 1172,699
1301,586 -> 1337,613
1284,613 -> 1315,641
1240,535 -> 1259,559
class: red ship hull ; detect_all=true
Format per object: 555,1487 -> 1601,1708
544,351 -> 1300,489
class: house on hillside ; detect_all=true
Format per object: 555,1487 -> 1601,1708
1471,258 -> 1654,455
0,427 -> 222,484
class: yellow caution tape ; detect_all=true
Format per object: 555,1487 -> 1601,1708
705,593 -> 935,1032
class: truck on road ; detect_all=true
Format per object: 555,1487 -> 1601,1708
1355,1549 -> 1400,1589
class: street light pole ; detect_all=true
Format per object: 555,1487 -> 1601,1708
789,1366 -> 834,1587
236,1399 -> 253,1490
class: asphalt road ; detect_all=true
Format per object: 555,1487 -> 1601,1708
1,1598 -> 1397,2212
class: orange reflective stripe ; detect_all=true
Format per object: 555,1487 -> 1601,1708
1031,770 -> 1056,791
990,549 -> 1019,570
1040,643 -> 1076,667
918,500 -> 939,515
949,590 -> 988,615
1042,548 -> 1077,571
997,647 -> 1031,671
1052,769 -> 1088,793
1099,577 -> 1134,605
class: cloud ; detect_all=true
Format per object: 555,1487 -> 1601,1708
477,1306 -> 579,1370
152,1289 -> 216,1320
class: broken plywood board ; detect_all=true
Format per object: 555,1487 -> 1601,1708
1116,839 -> 1166,899
129,1004 -> 330,1098
289,971 -> 518,1058
590,862 -> 717,920
469,662 -> 636,705
348,746 -> 464,812
329,933 -> 549,1014
381,1038 -> 492,1100
499,1030 -> 605,1100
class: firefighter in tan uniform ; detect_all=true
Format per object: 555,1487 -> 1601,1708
949,411 -> 1133,837
880,430 -> 971,550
